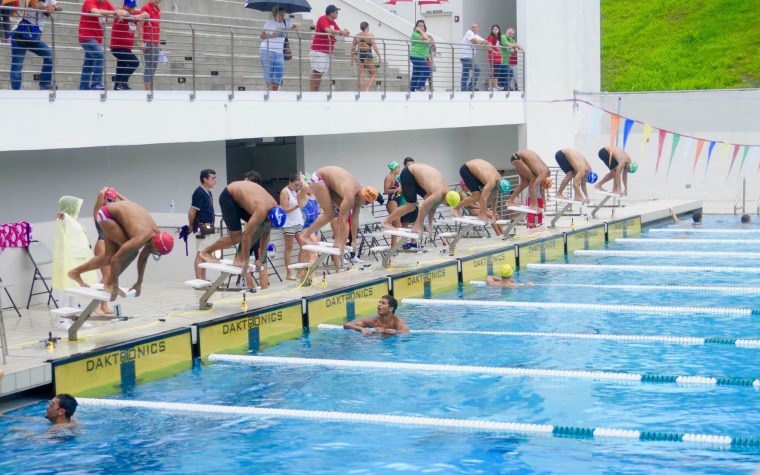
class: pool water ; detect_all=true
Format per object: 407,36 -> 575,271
2,215 -> 760,474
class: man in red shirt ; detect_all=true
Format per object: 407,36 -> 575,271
110,0 -> 148,90
78,0 -> 126,90
137,0 -> 161,91
309,4 -> 349,91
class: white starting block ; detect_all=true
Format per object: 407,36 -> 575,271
379,229 -> 419,268
550,198 -> 587,228
590,190 -> 621,218
442,217 -> 487,250
502,206 -> 540,239
197,262 -> 245,310
290,244 -> 345,286
62,286 -> 136,341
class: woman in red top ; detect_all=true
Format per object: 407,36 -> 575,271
110,0 -> 148,90
138,0 -> 160,91
486,24 -> 504,92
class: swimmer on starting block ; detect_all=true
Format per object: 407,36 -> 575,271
486,264 -> 534,289
555,148 -> 592,204
68,200 -> 174,301
508,150 -> 549,213
382,162 -> 449,238
343,295 -> 409,336
595,146 -> 636,196
452,159 -> 510,223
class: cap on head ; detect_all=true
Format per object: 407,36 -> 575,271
445,190 -> 460,207
586,171 -> 598,184
153,232 -> 174,255
123,0 -> 136,7
403,157 -> 414,166
500,264 -> 514,278
325,4 -> 340,14
498,178 -> 512,193
104,188 -> 118,202
303,174 -> 312,185
268,207 -> 287,228
627,162 -> 638,174
541,177 -> 554,190
361,186 -> 379,203
388,161 -> 400,171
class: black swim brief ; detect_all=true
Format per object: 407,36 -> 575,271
399,167 -> 426,205
219,188 -> 251,233
598,147 -> 619,170
554,150 -> 574,174
459,163 -> 484,192
400,207 -> 419,224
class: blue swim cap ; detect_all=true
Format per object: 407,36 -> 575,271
268,207 -> 286,228
587,171 -> 598,184
302,200 -> 319,226
498,178 -> 512,193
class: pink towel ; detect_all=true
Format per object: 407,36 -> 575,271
0,221 -> 32,252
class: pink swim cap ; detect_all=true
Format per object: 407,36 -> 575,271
104,188 -> 118,202
153,232 -> 174,255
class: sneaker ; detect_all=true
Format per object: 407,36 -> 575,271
122,83 -> 132,90
90,84 -> 105,91
39,84 -> 57,90
351,256 -> 363,264
114,83 -> 128,91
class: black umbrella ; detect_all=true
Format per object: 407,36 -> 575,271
244,0 -> 312,14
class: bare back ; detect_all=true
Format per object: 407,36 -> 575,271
518,150 -> 549,176
608,146 -> 632,165
561,149 -> 591,174
226,181 -> 278,220
314,166 -> 362,203
106,201 -> 159,238
466,159 -> 501,187
408,163 -> 448,195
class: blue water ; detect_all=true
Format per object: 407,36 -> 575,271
2,215 -> 760,474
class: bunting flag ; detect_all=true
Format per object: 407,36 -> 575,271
622,118 -> 635,150
737,145 -> 751,177
718,142 -> 730,169
703,141 -> 716,182
692,139 -> 705,178
726,144 -> 741,180
679,137 -> 692,176
584,108 -> 605,158
638,124 -> 653,162
666,133 -> 681,177
608,114 -> 620,166
655,129 -> 667,172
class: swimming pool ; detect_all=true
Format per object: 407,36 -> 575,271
2,215 -> 760,474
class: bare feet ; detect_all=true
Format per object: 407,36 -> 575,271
556,194 -> 569,200
105,284 -> 126,302
593,184 -> 604,191
410,226 -> 423,238
67,270 -> 89,288
381,220 -> 397,231
98,302 -> 115,315
198,251 -> 220,264
451,207 -> 462,218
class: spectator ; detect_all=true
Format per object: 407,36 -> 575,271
383,161 -> 403,248
500,27 -> 520,91
260,6 -> 297,92
78,0 -> 126,90
110,0 -> 147,91
409,19 -> 431,92
486,25 -> 504,91
188,168 -> 217,280
423,30 -> 436,92
1,0 -> 18,43
280,174 -> 306,281
350,21 -> 382,92
137,0 -> 160,92
309,4 -> 349,92
9,0 -> 61,91
459,23 -> 489,92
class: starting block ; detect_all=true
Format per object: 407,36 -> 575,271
62,286 -> 136,341
501,206 -> 539,239
590,190 -> 621,218
550,198 -> 586,228
291,244 -> 343,286
380,229 -> 419,268
444,217 -> 487,250
197,262 -> 245,309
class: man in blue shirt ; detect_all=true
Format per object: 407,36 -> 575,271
188,169 -> 217,279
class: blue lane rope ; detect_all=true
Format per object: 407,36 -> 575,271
78,398 -> 757,447
615,238 -> 760,245
528,263 -> 760,275
649,229 -> 760,234
468,282 -> 760,294
208,354 -> 760,390
575,250 -> 760,259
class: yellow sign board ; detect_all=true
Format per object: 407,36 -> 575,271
460,248 -> 517,282
607,216 -> 642,241
392,263 -> 459,300
518,235 -> 565,268
307,281 -> 389,327
566,225 -> 606,253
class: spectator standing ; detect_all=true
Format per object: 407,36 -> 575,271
9,0 -> 61,90
351,21 -> 382,92
259,6 -> 297,92
1,0 -> 18,43
78,0 -> 126,90
409,19 -> 431,92
486,25 -> 504,91
188,168 -> 217,280
309,4 -> 349,92
280,174 -> 305,281
110,0 -> 147,91
459,23 -> 489,92
499,27 -> 520,91
138,0 -> 160,92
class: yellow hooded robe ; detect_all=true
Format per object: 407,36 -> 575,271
53,196 -> 97,291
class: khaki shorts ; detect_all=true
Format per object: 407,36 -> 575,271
310,50 -> 331,74
195,233 -> 219,253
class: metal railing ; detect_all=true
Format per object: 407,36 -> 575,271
734,177 -> 745,215
1,8 -> 525,101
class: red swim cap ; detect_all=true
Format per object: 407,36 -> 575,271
104,188 -> 118,202
153,232 -> 174,255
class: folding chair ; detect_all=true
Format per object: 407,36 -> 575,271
0,278 -> 21,318
26,240 -> 59,309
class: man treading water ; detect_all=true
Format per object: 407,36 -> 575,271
343,295 -> 409,336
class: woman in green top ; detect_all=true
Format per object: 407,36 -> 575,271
409,20 -> 432,92
500,27 -> 521,91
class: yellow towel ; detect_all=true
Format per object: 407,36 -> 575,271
53,196 -> 97,291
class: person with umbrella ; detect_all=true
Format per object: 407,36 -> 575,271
309,4 -> 349,91
259,6 -> 298,91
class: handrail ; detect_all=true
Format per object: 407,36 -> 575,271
734,177 -> 745,215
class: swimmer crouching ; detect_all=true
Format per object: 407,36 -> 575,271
486,264 -> 533,289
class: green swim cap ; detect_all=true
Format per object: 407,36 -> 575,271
501,264 -> 514,278
498,178 -> 512,194
303,174 -> 312,185
627,162 -> 638,174
388,161 -> 400,171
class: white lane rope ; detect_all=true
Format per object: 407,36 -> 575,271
649,229 -> 760,234
401,298 -> 754,316
316,324 -> 760,348
615,238 -> 760,245
527,263 -> 760,274
468,282 -> 760,294
78,398 -> 748,446
575,250 -> 760,259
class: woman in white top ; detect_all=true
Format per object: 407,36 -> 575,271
259,6 -> 298,91
280,173 -> 305,280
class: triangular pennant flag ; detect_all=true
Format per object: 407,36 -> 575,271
703,141 -> 716,182
737,145 -> 751,176
655,129 -> 667,172
608,114 -> 620,167
692,139 -> 705,178
622,118 -> 635,150
726,144 -> 741,180
718,142 -> 730,168
679,137 -> 692,176
584,107 -> 605,158
638,124 -> 653,162
666,133 -> 681,177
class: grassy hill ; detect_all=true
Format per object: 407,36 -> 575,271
601,0 -> 760,91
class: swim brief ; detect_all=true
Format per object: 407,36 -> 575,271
598,147 -> 619,170
219,188 -> 251,233
554,150 -> 574,174
96,206 -> 113,223
399,167 -> 426,204
459,163 -> 484,192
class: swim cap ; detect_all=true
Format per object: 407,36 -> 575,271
104,188 -> 118,202
303,174 -> 312,185
498,178 -> 512,193
627,162 -> 638,173
586,171 -> 598,184
541,177 -> 554,190
268,207 -> 287,228
388,161 -> 400,171
446,190 -> 461,207
153,232 -> 174,255
360,186 -> 379,203
500,264 -> 514,278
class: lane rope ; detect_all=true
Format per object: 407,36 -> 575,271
77,398 -> 755,447
208,354 -> 760,389
575,250 -> 760,259
317,324 -> 760,348
649,229 -> 760,234
401,298 -> 756,316
468,282 -> 760,294
528,263 -> 760,274
615,238 -> 760,245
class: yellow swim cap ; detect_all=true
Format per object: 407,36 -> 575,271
446,190 -> 461,207
500,264 -> 514,278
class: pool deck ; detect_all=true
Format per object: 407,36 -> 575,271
0,199 -> 700,400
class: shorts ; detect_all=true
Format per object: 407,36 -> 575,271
219,188 -> 251,233
555,150 -> 574,174
399,167 -> 426,204
310,50 -> 331,74
282,224 -> 302,236
598,147 -> 619,170
195,233 -> 219,253
260,49 -> 285,85
459,163 -> 484,192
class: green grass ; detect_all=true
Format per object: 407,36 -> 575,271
601,0 -> 760,91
